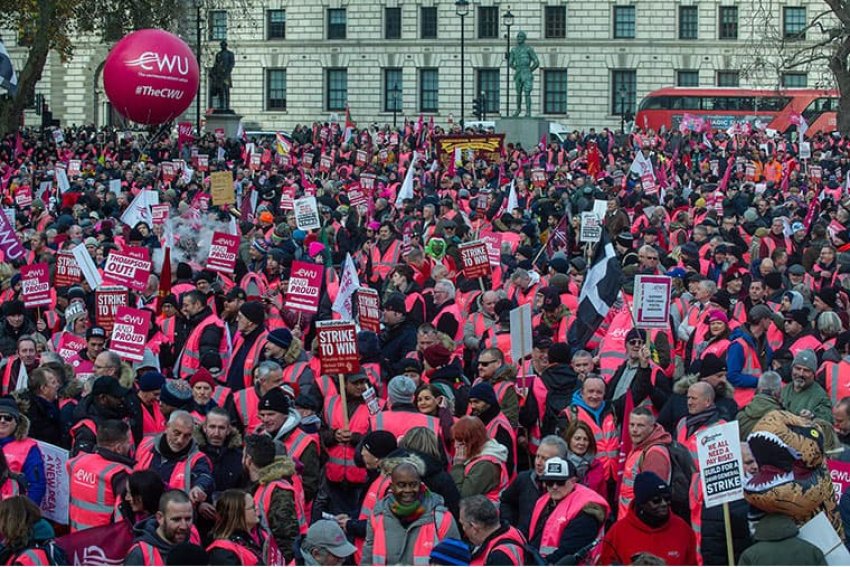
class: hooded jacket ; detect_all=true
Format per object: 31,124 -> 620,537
248,455 -> 300,562
738,513 -> 827,566
70,390 -> 131,456
124,517 -> 179,566
657,373 -> 739,433
194,427 -> 246,494
0,413 -> 45,506
361,490 -> 461,566
451,439 -> 509,498
736,393 -> 783,440
519,363 -> 579,437
599,503 -> 698,566
727,326 -> 773,391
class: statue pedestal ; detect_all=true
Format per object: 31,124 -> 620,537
205,112 -> 243,139
496,117 -> 550,150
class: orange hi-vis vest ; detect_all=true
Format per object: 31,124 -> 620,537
206,539 -> 260,565
178,313 -> 229,379
323,396 -> 372,484
369,410 -> 440,443
528,484 -> 610,560
562,405 -> 619,481
467,312 -> 497,346
484,412 -> 517,480
281,361 -> 311,392
469,526 -> 526,566
130,542 -> 164,566
507,282 -> 539,307
527,377 -> 549,455
227,329 -> 269,389
369,239 -> 402,283
3,438 -> 37,476
211,385 -> 232,409
432,302 -> 464,345
0,475 -> 22,498
787,333 -> 823,357
281,428 -> 319,466
597,309 -> 632,383
5,549 -> 50,566
160,316 -> 176,344
823,359 -> 850,404
730,336 -> 762,408
369,505 -> 455,565
618,443 -> 671,520
255,477 -> 308,538
354,474 -> 393,564
66,452 -> 130,532
133,436 -> 208,493
234,387 -> 261,432
464,454 -> 509,506
141,401 -> 166,438
0,357 -> 21,396
766,322 -> 784,352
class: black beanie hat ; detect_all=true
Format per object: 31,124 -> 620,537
176,262 -> 193,280
258,387 -> 290,414
239,301 -> 266,326
548,342 -> 572,364
361,430 -> 398,460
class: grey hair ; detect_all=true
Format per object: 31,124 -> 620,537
700,280 -> 718,296
757,371 -> 783,396
435,279 -> 456,296
571,349 -> 593,361
817,311 -> 843,337
538,435 -> 568,457
460,495 -> 499,528
255,360 -> 282,382
168,410 -> 194,427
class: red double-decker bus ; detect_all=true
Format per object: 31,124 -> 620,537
634,87 -> 838,136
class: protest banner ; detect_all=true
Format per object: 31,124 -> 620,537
103,249 -> 151,292
355,150 -> 368,167
317,320 -> 361,375
67,159 -> 81,177
829,460 -> 850,502
196,154 -> 209,172
319,154 -> 332,173
151,204 -> 169,224
509,303 -> 533,367
579,212 -> 603,243
530,168 -> 546,188
479,230 -> 503,267
20,263 -> 52,307
434,134 -> 505,167
458,240 -> 491,279
294,196 -> 321,230
72,243 -> 102,289
110,307 -> 150,362
360,173 -> 376,190
640,173 -> 657,194
302,152 -> 314,168
632,274 -> 672,329
207,232 -> 240,274
356,288 -> 381,333
37,441 -> 69,525
54,252 -> 82,287
348,187 -> 370,209
95,286 -> 129,334
284,261 -> 324,313
0,204 -> 25,261
14,185 -> 32,208
56,520 -> 135,566
210,171 -> 234,205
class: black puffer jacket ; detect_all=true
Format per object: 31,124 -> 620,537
519,363 -> 579,437
700,498 -> 752,566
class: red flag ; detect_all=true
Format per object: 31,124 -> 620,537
55,520 -> 134,565
545,214 -> 569,257
158,246 -> 172,306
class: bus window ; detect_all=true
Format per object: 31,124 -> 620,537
802,97 -> 838,122
675,97 -> 701,110
758,96 -> 791,112
638,96 -> 669,110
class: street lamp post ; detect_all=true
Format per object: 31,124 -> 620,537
194,0 -> 202,136
456,0 -> 469,127
390,83 -> 401,128
503,7 -> 514,117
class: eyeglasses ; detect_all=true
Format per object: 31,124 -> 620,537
478,359 -> 498,366
543,479 -> 567,487
649,495 -> 671,505
628,339 -> 644,346
0,415 -> 16,423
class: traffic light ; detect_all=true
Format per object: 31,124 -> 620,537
472,95 -> 483,120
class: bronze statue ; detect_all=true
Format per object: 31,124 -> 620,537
210,40 -> 235,112
508,31 -> 539,117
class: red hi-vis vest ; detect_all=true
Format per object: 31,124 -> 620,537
227,330 -> 269,389
484,412 -> 517,481
130,542 -> 164,566
211,385 -> 232,409
787,333 -> 823,357
562,405 -> 619,482
731,336 -> 762,408
67,452 -> 131,532
234,387 -> 261,432
369,411 -> 440,443
3,438 -> 38,475
528,484 -> 610,561
0,475 -> 22,498
282,362 -> 311,392
597,309 -> 632,383
470,526 -> 527,566
0,356 -> 21,396
527,377 -> 549,455
431,302 -> 464,344
464,454 -> 509,506
369,505 -> 455,565
323,396 -> 372,484
824,360 -> 850,404
141,401 -> 166,438
618,443 -> 671,520
255,477 -> 308,537
354,474 -> 393,564
4,549 -> 50,566
178,314 -> 229,379
160,316 -> 176,344
206,539 -> 260,565
133,436 -> 208,493
369,239 -> 402,283
282,428 -> 320,465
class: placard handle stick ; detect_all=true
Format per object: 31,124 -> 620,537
479,277 -> 486,292
338,374 -> 349,429
619,289 -> 639,328
723,502 -> 734,566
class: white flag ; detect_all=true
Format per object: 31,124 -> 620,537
0,39 -> 17,95
395,151 -> 418,208
72,243 -> 103,289
56,168 -> 70,194
332,253 -> 361,320
629,151 -> 655,180
121,189 -> 155,228
506,179 -> 518,214
15,361 -> 28,391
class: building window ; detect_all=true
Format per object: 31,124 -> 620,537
267,10 -> 286,40
613,6 -> 635,39
782,72 -> 808,88
266,69 -> 287,110
543,69 -> 568,114
611,70 -> 636,115
545,6 -> 567,39
326,68 -> 347,110
717,70 -> 740,87
719,6 -> 738,40
420,68 -> 439,112
209,10 -> 227,41
477,69 -> 500,114
478,6 -> 499,39
421,7 -> 438,39
384,68 -> 403,112
783,7 -> 806,40
679,6 -> 698,39
677,70 -> 700,87
385,7 -> 401,39
328,8 -> 347,40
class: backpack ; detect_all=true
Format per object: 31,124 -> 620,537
639,440 -> 695,522
540,382 -> 573,437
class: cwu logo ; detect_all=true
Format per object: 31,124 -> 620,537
125,51 -> 190,75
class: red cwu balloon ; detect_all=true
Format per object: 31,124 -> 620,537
103,29 -> 200,125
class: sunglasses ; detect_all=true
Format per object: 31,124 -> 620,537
0,414 -> 16,423
543,479 -> 567,487
628,339 -> 644,346
649,495 -> 671,505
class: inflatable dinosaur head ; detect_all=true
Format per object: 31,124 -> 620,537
744,410 -> 843,537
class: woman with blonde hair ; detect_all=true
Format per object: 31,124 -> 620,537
207,489 -> 266,565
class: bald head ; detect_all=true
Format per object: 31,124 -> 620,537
687,382 -> 715,415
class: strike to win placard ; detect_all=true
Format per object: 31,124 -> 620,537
356,288 -> 381,333
95,287 -> 129,334
316,320 -> 361,375
458,240 -> 491,279
697,421 -> 745,507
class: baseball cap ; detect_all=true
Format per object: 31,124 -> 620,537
303,520 -> 356,558
540,457 -> 577,481
86,326 -> 107,340
225,288 -> 247,301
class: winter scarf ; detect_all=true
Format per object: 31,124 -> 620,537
388,486 -> 430,525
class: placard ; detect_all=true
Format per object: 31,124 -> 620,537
110,307 -> 151,362
316,320 -> 361,375
56,333 -> 87,364
210,171 -> 235,205
95,287 -> 129,334
161,162 -> 175,184
67,159 -> 81,177
531,168 -> 546,188
800,141 -> 812,160
14,185 -> 32,208
360,173 -> 376,190
103,249 -> 151,292
509,303 -> 533,365
592,199 -> 608,220
151,204 -> 170,224
640,173 -> 657,195
458,240 -> 491,279
579,212 -> 603,243
71,243 -> 102,289
319,154 -> 332,173
294,196 -> 321,231
632,274 -> 672,329
355,150 -> 368,167
20,263 -> 51,307
54,252 -> 82,287
828,460 -> 850,502
479,230 -> 503,267
207,232 -> 240,274
356,288 -> 381,333
284,261 -> 324,313
37,441 -> 69,525
697,421 -> 745,507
